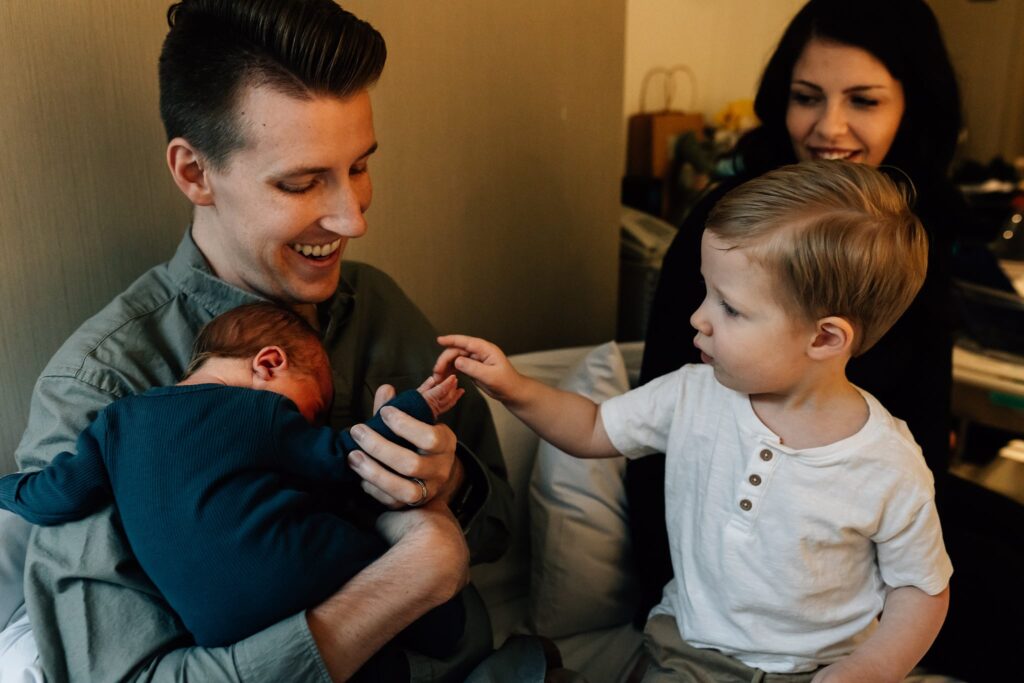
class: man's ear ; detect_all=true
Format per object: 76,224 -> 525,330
808,316 -> 855,360
167,137 -> 215,206
252,346 -> 289,382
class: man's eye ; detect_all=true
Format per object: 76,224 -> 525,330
278,180 -> 316,194
350,164 -> 368,176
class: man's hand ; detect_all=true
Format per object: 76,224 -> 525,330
433,334 -> 526,405
346,383 -> 464,509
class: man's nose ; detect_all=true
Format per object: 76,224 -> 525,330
321,182 -> 369,238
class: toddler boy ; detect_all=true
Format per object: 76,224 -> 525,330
0,302 -> 465,662
435,161 -> 952,681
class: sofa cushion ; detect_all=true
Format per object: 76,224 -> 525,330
527,341 -> 640,638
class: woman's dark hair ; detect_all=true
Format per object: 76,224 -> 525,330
159,0 -> 386,169
734,0 -> 961,189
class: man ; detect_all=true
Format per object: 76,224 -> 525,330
12,1 -> 512,681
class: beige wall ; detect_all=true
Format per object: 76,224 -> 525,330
623,0 -> 805,124
0,1 -> 625,473
931,0 -> 1024,163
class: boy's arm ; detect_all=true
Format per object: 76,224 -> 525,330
435,335 -> 619,459
811,585 -> 950,683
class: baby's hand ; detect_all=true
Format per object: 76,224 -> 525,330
434,335 -> 523,404
416,374 -> 464,419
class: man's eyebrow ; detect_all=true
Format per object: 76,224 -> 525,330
276,142 -> 379,177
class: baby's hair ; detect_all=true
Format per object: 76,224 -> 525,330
707,160 -> 927,356
183,302 -> 328,378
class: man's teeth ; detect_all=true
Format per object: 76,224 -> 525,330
815,150 -> 855,160
291,239 -> 342,257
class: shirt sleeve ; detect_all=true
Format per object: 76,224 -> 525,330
873,474 -> 953,596
17,374 -> 332,683
600,369 -> 686,459
0,412 -> 110,526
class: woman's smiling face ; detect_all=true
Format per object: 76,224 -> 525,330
786,39 -> 905,167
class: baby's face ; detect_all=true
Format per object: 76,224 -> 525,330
273,359 -> 334,424
690,232 -> 817,396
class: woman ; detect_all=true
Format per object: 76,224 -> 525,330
630,0 -> 1019,678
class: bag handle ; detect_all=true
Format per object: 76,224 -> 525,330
638,64 -> 697,114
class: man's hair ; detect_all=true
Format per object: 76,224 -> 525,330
159,0 -> 386,168
707,160 -> 928,356
183,302 -> 329,379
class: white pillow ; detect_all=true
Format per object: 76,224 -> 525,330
527,342 -> 639,638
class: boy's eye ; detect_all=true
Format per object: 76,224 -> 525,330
720,300 -> 739,317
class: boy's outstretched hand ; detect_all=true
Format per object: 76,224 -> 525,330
433,335 -> 524,405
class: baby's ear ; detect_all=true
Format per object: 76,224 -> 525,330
808,316 -> 855,360
252,346 -> 289,380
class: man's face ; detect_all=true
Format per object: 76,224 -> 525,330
196,86 -> 377,305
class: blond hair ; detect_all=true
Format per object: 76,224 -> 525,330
707,160 -> 927,355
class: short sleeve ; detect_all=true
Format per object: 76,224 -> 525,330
600,369 -> 686,459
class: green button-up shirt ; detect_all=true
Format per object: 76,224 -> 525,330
15,230 -> 512,682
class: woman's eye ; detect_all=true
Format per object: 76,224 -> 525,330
851,96 -> 880,108
789,90 -> 820,106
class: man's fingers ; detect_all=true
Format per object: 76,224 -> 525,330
373,383 -> 396,413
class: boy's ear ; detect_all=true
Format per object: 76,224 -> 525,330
167,137 -> 215,206
252,346 -> 289,381
808,316 -> 855,360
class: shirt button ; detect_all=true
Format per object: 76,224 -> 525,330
739,499 -> 752,511
759,449 -> 773,461
749,474 -> 762,486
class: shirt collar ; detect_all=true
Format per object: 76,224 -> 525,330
167,227 -> 356,335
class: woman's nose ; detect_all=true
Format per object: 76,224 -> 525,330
815,101 -> 848,141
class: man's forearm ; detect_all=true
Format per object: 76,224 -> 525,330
307,507 -> 469,682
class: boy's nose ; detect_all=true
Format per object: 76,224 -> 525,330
690,304 -> 711,336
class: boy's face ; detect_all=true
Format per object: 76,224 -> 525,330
690,232 -> 817,396
196,86 -> 377,306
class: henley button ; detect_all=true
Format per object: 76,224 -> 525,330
759,449 -> 773,461
739,499 -> 753,511
749,474 -> 762,486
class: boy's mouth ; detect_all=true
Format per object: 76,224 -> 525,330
290,238 -> 342,260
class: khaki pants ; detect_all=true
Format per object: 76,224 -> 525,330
639,614 -> 819,683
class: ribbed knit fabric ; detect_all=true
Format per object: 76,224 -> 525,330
0,384 -> 455,648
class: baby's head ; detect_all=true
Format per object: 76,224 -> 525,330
183,303 -> 333,423
705,160 -> 927,357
